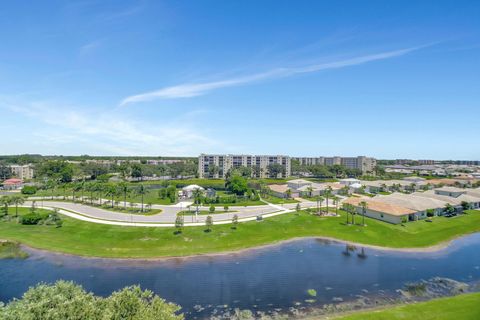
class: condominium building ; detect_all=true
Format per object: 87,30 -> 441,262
9,164 -> 34,180
198,154 -> 291,179
293,156 -> 377,174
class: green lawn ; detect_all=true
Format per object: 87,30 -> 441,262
261,195 -> 299,204
1,208 -> 480,258
332,293 -> 480,320
35,188 -> 175,205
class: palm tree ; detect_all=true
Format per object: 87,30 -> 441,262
46,179 -> 57,200
118,182 -> 130,210
285,189 -> 292,199
136,184 -> 147,213
86,182 -> 97,205
359,201 -> 368,226
11,195 -> 25,217
60,183 -> 68,200
332,196 -> 340,216
315,195 -> 324,215
79,179 -> 86,203
72,182 -> 82,203
306,186 -> 314,198
104,183 -> 117,208
342,203 -> 351,225
0,196 -> 12,215
192,188 -> 203,221
324,187 -> 333,214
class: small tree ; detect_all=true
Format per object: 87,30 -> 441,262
223,205 -> 229,212
461,201 -> 472,212
174,215 -> 184,234
426,208 -> 435,218
295,203 -> 301,214
209,205 -> 216,214
232,214 -> 239,229
205,215 -> 213,232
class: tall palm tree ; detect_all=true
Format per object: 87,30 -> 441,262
306,186 -> 314,198
324,187 -> 333,214
46,179 -> 57,200
118,182 -> 130,210
342,203 -> 351,225
359,201 -> 368,226
332,196 -> 340,216
315,195 -> 324,215
11,195 -> 25,217
136,184 -> 147,212
191,188 -> 203,220
0,196 -> 12,215
79,179 -> 86,203
104,183 -> 117,208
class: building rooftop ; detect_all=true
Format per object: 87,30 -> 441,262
344,197 -> 416,216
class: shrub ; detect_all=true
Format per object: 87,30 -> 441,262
19,213 -> 43,225
209,205 -> 215,213
21,186 -> 37,195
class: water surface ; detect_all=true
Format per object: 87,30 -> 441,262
1,234 -> 480,318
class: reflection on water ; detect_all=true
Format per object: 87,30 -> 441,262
1,233 -> 480,319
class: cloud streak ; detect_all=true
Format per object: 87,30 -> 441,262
120,46 -> 424,106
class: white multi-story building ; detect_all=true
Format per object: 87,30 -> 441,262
293,156 -> 377,174
198,154 -> 291,179
9,164 -> 34,180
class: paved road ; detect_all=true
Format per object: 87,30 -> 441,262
25,196 -> 335,227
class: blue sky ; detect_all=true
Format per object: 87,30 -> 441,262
1,0 -> 479,159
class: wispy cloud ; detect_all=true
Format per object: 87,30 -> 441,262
1,98 -> 220,156
79,39 -> 103,56
120,46 -> 425,106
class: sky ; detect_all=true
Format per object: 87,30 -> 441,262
1,0 -> 479,159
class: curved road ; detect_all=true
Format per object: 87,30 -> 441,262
25,196 -> 325,227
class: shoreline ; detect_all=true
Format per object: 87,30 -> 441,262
4,231 -> 477,262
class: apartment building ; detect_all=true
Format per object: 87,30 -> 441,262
9,164 -> 34,180
198,154 -> 291,179
293,156 -> 377,174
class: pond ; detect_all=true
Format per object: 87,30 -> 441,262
1,234 -> 480,319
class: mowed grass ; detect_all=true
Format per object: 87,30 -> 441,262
0,208 -> 479,258
332,293 -> 480,320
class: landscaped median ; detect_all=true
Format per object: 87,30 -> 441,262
1,208 -> 480,259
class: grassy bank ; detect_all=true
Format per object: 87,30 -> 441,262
1,208 -> 480,258
0,241 -> 28,259
331,293 -> 480,320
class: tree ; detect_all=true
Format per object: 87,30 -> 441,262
131,164 -> 143,181
295,203 -> 301,214
461,201 -> 472,211
36,160 -> 75,183
0,281 -> 183,320
174,215 -> 184,234
315,195 -> 324,215
285,188 -> 292,199
223,205 -> 229,212
332,196 -> 340,216
444,203 -> 455,215
426,208 -> 435,218
267,163 -> 285,178
104,183 -> 118,208
226,174 -> 248,195
0,196 -> 12,216
46,179 -> 58,200
232,214 -> 239,229
209,205 -> 215,213
136,184 -> 147,212
11,195 -> 25,217
359,201 -> 368,226
207,165 -> 220,178
306,186 -> 314,198
205,215 -> 213,232
118,182 -> 130,210
324,187 -> 333,214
